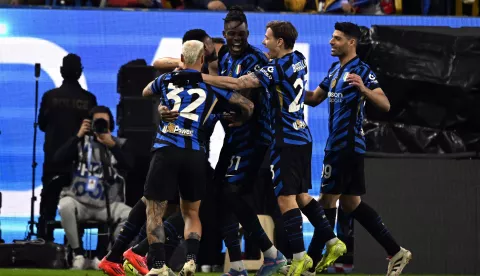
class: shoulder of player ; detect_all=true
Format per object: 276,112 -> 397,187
351,61 -> 374,77
218,45 -> 229,60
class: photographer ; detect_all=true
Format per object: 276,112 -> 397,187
54,106 -> 133,270
38,53 -> 97,242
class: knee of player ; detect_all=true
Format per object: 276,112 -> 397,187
295,193 -> 313,208
339,196 -> 361,212
58,197 -> 76,215
319,194 -> 340,209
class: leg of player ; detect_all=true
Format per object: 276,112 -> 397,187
225,192 -> 287,276
296,193 -> 346,275
338,195 -> 412,276
277,195 -> 313,276
145,199 -> 170,276
220,207 -> 246,276
123,223 -> 149,276
99,199 -> 147,276
179,199 -> 202,276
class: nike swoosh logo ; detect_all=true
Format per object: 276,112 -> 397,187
225,174 -> 236,177
221,70 -> 227,75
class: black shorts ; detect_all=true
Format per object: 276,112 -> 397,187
143,147 -> 206,202
270,143 -> 312,196
320,150 -> 365,195
215,143 -> 269,195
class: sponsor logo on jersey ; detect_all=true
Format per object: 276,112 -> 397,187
162,123 -> 193,136
328,91 -> 343,103
260,67 -> 273,80
292,119 -> 307,130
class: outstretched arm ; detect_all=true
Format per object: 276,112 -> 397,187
143,80 -> 155,97
305,86 -> 328,107
153,58 -> 183,72
202,72 -> 262,91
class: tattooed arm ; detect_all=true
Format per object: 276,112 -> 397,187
153,58 -> 183,72
202,72 -> 262,91
145,199 -> 168,244
226,92 -> 255,127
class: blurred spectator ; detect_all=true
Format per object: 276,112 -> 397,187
284,0 -> 318,12
54,106 -> 133,270
188,0 -> 277,11
320,0 -> 395,14
37,54 -> 97,242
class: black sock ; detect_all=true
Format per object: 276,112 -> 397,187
186,238 -> 201,263
301,200 -> 336,270
324,208 -> 337,231
107,200 -> 146,263
132,238 -> 149,256
73,247 -> 84,256
282,208 -> 305,255
137,223 -> 147,242
221,214 -> 242,262
148,242 -> 166,269
351,201 -> 401,256
232,196 -> 273,252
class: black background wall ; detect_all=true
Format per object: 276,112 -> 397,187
355,156 -> 480,275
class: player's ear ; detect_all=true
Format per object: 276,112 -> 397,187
201,54 -> 204,65
181,54 -> 185,64
246,30 -> 250,38
222,30 -> 226,39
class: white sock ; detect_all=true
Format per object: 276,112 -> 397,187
262,246 -> 278,259
230,261 -> 245,272
293,251 -> 306,260
326,237 -> 339,246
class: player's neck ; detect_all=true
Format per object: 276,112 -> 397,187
339,52 -> 357,67
277,49 -> 294,59
185,65 -> 202,72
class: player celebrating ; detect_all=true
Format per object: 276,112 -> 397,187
214,7 -> 287,276
304,22 -> 412,275
142,40 -> 253,276
98,29 -> 220,276
202,21 -> 345,276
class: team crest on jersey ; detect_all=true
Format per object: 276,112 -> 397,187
331,78 -> 337,88
162,123 -> 193,137
292,119 -> 307,130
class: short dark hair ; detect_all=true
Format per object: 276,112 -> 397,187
89,105 -> 115,132
223,6 -> 248,28
334,22 -> 361,40
182,29 -> 209,43
61,53 -> 83,81
212,37 -> 226,45
266,21 -> 298,50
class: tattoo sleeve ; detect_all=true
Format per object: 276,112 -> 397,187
238,73 -> 261,89
229,92 -> 254,121
146,199 -> 168,244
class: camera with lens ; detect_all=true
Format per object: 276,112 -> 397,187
92,118 -> 109,134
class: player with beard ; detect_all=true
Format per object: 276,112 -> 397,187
202,21 -> 346,276
304,22 -> 412,276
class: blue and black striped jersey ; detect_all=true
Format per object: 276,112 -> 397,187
150,69 -> 233,151
319,56 -> 380,154
254,50 -> 312,148
217,44 -> 272,147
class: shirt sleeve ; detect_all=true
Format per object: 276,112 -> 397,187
151,73 -> 167,95
319,73 -> 331,92
363,69 -> 380,90
254,61 -> 281,88
211,85 -> 233,101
